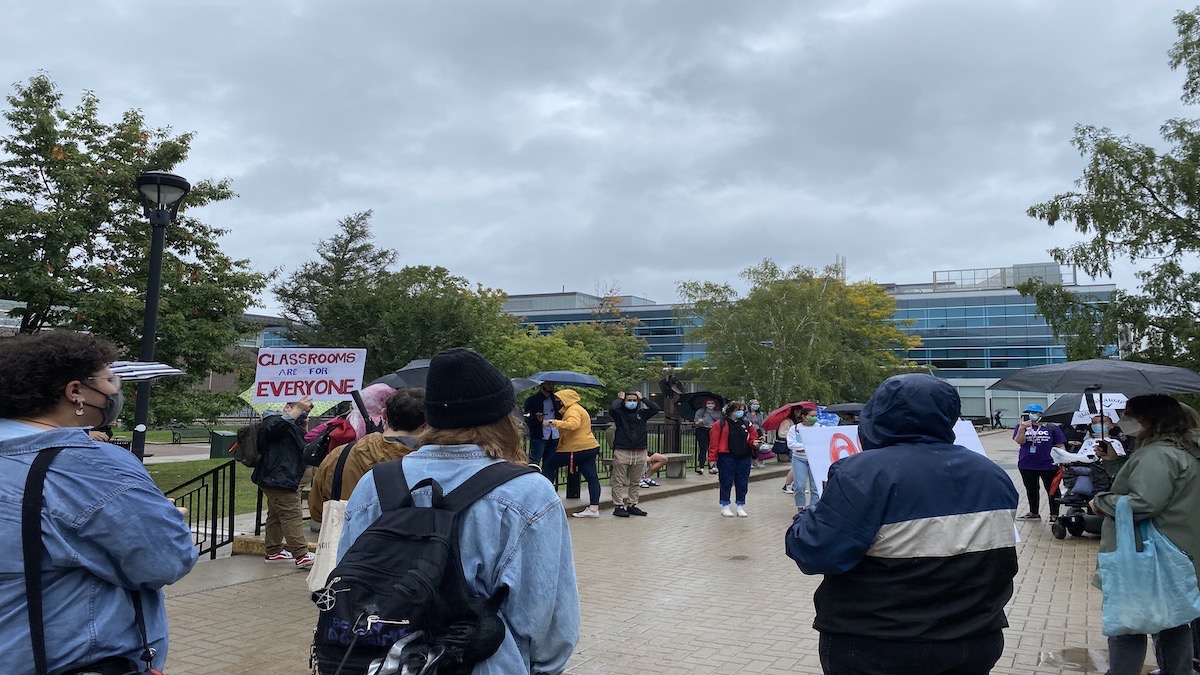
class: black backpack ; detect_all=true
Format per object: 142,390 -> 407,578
231,422 -> 262,467
303,415 -> 350,467
311,459 -> 537,675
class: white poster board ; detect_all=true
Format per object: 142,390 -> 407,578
1068,393 -> 1126,426
801,421 -> 987,496
252,348 -> 367,402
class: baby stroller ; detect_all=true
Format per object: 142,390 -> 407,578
1049,444 -> 1111,540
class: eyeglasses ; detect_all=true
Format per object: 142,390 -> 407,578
86,375 -> 123,387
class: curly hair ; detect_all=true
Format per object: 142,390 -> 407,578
385,387 -> 426,431
0,331 -> 120,418
1124,394 -> 1200,451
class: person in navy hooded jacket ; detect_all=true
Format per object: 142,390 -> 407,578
785,374 -> 1018,675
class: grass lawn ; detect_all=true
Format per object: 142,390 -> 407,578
113,426 -> 240,444
147,459 -> 260,515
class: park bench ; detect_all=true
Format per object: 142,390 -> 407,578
171,429 -> 210,444
599,452 -> 691,479
963,416 -> 993,429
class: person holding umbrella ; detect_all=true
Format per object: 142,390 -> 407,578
544,389 -> 604,518
1014,403 -> 1067,522
1088,395 -> 1200,675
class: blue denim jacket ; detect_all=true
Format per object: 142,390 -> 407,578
338,444 -> 580,675
0,428 -> 198,673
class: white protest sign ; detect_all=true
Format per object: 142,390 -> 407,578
253,348 -> 367,402
1068,393 -> 1126,426
800,420 -> 987,496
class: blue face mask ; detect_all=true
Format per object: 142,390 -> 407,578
750,404 -> 760,411
1091,423 -> 1106,434
733,410 -> 745,419
625,401 -> 638,410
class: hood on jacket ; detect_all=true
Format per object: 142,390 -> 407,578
859,374 -> 959,450
555,389 -> 582,409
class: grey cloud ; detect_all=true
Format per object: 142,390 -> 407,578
0,0 -> 1182,308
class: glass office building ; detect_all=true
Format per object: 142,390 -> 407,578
883,264 -> 1115,421
504,263 -> 1116,424
502,293 -> 705,367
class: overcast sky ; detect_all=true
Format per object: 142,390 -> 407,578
0,0 -> 1186,311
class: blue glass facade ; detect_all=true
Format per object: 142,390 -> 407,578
509,304 -> 704,368
503,268 -> 1116,387
890,286 -> 1113,379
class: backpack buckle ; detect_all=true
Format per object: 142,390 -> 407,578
366,614 -> 412,631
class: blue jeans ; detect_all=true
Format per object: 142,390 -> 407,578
819,630 -> 1004,675
528,436 -> 558,466
542,447 -> 602,506
717,454 -> 751,505
792,453 -> 819,509
1108,623 -> 1194,675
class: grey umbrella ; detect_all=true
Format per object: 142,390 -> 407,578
987,359 -> 1200,396
369,359 -> 432,389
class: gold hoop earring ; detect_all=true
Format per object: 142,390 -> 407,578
75,399 -> 85,416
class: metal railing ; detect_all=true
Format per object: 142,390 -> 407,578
539,421 -> 719,491
163,459 -> 237,560
253,484 -> 314,536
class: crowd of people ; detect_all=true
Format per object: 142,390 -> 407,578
3,329 -> 1200,674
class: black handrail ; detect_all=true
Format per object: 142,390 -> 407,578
163,459 -> 237,560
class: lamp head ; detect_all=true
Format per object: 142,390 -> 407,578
135,171 -> 190,217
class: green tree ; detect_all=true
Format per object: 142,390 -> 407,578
1026,7 -> 1200,371
274,216 -> 522,379
677,260 -> 918,405
0,73 -> 269,423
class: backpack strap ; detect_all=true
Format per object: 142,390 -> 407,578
443,462 -> 539,513
329,441 -> 357,502
373,458 -> 444,511
23,447 -> 64,675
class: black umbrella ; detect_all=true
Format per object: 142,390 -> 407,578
987,359 -> 1200,396
372,362 -> 540,396
369,359 -> 432,389
678,391 -> 727,421
1040,392 -> 1127,426
821,402 -> 865,415
529,370 -> 605,388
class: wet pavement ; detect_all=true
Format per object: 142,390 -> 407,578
164,429 -> 1155,674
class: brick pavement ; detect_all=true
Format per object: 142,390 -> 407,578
165,432 -> 1147,674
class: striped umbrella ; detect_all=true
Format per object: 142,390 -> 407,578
108,361 -> 186,382
237,388 -> 341,417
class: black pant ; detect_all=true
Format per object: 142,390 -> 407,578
819,631 -> 1004,675
1019,468 -> 1060,516
542,447 -> 602,505
694,427 -> 710,468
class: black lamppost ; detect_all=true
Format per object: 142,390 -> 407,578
130,171 -> 191,460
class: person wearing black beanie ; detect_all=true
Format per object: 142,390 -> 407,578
423,347 -> 516,430
334,347 -> 581,671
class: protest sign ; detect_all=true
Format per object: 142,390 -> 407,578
801,420 -> 987,496
1069,393 -> 1127,425
252,348 -> 367,402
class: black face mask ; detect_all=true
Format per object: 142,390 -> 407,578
82,383 -> 124,428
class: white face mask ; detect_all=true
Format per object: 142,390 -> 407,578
1119,415 -> 1142,435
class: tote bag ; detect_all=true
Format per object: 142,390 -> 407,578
306,499 -> 346,593
1099,496 -> 1200,636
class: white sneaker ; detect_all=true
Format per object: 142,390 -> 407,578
721,506 -> 735,517
736,506 -> 748,517
782,483 -> 795,494
572,509 -> 600,518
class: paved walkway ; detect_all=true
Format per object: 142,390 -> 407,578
164,431 -> 1141,674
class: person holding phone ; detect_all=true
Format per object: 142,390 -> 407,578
1013,403 -> 1067,522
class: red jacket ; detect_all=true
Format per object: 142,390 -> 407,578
708,417 -> 760,464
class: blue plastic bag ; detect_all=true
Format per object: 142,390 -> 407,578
1099,496 -> 1200,636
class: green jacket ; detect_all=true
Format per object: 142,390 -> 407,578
1092,438 -> 1200,589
